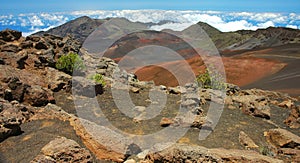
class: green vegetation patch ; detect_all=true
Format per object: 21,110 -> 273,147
56,53 -> 85,74
89,73 -> 106,86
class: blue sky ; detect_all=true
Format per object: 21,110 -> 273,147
1,0 -> 300,14
0,1 -> 299,35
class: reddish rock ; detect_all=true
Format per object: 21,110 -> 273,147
284,105 -> 300,129
30,104 -> 127,162
239,131 -> 259,149
31,137 -> 92,163
278,148 -> 300,162
144,144 -> 283,163
265,128 -> 300,148
278,100 -> 294,109
23,85 -> 55,106
0,98 -> 32,141
160,117 -> 174,127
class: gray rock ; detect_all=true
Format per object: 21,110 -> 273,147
96,62 -> 108,69
72,76 -> 103,98
181,99 -> 197,107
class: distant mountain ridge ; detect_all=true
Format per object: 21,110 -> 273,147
31,16 -> 300,96
34,16 -> 300,51
35,16 -> 106,43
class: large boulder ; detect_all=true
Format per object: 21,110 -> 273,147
30,104 -> 127,162
1,44 -> 20,53
72,76 -> 104,98
2,76 -> 28,102
265,128 -> 300,149
232,95 -> 270,119
0,51 -> 28,69
0,98 -> 32,142
143,144 -> 283,163
239,131 -> 259,149
31,137 -> 92,163
23,85 -> 55,107
46,67 -> 72,92
0,66 -> 55,106
284,105 -> 300,128
0,29 -> 22,42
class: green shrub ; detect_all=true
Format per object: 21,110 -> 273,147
196,65 -> 226,90
259,145 -> 273,156
56,53 -> 85,74
89,73 -> 106,86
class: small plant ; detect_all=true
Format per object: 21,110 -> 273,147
196,65 -> 226,90
89,73 -> 106,86
56,53 -> 85,74
259,145 -> 274,156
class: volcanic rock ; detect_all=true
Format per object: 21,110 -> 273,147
284,105 -> 300,128
265,128 -> 300,149
31,137 -> 92,163
160,117 -> 174,127
0,29 -> 22,42
72,76 -> 104,98
144,144 -> 283,163
239,131 -> 259,149
0,98 -> 32,142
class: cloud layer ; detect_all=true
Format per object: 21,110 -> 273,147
0,10 -> 299,36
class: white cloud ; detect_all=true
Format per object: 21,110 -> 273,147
183,14 -> 223,24
229,12 -> 253,17
286,24 -> 298,29
28,15 -> 44,26
150,22 -> 194,31
19,18 -> 28,27
1,10 -> 300,34
257,21 -> 275,29
213,20 -> 256,32
22,25 -> 56,36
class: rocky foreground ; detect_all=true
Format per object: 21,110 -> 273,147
0,29 -> 299,162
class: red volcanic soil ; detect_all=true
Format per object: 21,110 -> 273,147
132,55 -> 285,87
242,44 -> 300,96
104,30 -> 299,96
135,65 -> 179,87
222,56 -> 286,86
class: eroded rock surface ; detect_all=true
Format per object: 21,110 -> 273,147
143,144 -> 283,163
31,137 -> 92,163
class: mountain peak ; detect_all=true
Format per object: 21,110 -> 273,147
35,16 -> 105,43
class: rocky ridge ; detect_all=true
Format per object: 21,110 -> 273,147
35,16 -> 300,50
0,29 -> 299,162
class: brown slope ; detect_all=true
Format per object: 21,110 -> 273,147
35,16 -> 106,44
241,44 -> 300,96
133,54 -> 285,87
33,16 -> 300,51
33,16 -> 300,95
